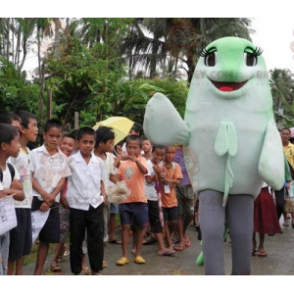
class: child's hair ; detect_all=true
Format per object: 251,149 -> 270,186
131,122 -> 143,136
0,123 -> 19,145
44,118 -> 63,133
142,135 -> 150,141
126,135 -> 142,147
70,129 -> 78,140
62,132 -> 76,141
0,110 -> 21,125
77,127 -> 96,140
95,126 -> 115,148
14,110 -> 36,129
152,144 -> 165,152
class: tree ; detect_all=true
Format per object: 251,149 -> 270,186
122,18 -> 252,83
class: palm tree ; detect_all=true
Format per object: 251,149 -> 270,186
122,18 -> 252,83
269,68 -> 294,126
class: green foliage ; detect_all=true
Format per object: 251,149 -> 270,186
0,56 -> 41,114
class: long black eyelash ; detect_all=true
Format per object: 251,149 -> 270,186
199,48 -> 209,57
249,47 -> 263,56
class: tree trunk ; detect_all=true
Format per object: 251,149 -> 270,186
6,18 -> 10,61
37,28 -> 45,132
187,58 -> 195,84
53,18 -> 61,59
15,21 -> 21,66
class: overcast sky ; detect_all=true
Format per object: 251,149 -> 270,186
250,17 -> 294,74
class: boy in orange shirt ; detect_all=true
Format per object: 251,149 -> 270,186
160,146 -> 183,251
116,135 -> 148,266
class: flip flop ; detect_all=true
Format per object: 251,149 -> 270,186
50,264 -> 62,272
108,239 -> 122,244
258,250 -> 267,257
184,238 -> 191,247
82,266 -> 90,275
143,236 -> 157,245
252,249 -> 257,256
173,244 -> 185,251
158,249 -> 175,256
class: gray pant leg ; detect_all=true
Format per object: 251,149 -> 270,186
199,190 -> 226,275
0,232 -> 10,275
227,194 -> 254,275
103,202 -> 110,242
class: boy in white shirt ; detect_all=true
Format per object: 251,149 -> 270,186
8,110 -> 38,275
66,127 -> 106,275
0,123 -> 25,275
29,119 -> 71,275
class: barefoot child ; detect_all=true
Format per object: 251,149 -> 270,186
0,123 -> 25,275
29,119 -> 71,275
116,135 -> 148,265
7,111 -> 38,275
160,146 -> 182,251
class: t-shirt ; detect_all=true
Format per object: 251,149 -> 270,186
0,181 -> 3,190
117,156 -> 147,203
145,159 -> 158,201
2,163 -> 20,190
283,142 -> 294,170
10,147 -> 33,208
29,145 -> 71,202
161,162 -> 183,208
95,152 -> 116,193
173,148 -> 191,186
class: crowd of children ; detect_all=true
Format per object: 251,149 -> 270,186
1,110 -> 293,275
0,111 -> 198,275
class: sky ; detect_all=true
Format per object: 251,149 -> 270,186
21,17 -> 294,79
250,17 -> 294,74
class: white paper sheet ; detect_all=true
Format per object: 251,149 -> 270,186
0,196 -> 17,235
31,209 -> 50,243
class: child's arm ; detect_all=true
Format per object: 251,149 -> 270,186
60,178 -> 69,209
100,180 -> 106,203
145,173 -> 157,184
50,177 -> 66,200
31,173 -> 54,206
129,156 -> 147,174
109,173 -> 119,184
4,179 -> 25,201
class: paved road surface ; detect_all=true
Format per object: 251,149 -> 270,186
23,220 -> 294,275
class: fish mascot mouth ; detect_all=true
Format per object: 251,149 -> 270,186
209,79 -> 247,92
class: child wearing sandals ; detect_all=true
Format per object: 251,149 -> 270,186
160,146 -> 183,251
116,135 -> 148,266
252,183 -> 281,257
145,144 -> 175,256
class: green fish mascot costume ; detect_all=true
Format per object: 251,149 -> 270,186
143,37 -> 284,275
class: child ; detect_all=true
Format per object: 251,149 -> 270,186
29,119 -> 71,275
252,183 -> 281,257
145,144 -> 175,256
66,127 -> 106,275
116,135 -> 148,265
50,133 -> 76,272
0,123 -> 25,275
142,137 -> 152,160
94,127 -> 119,247
173,145 -> 195,251
160,146 -> 183,251
0,111 -> 21,131
7,111 -> 38,275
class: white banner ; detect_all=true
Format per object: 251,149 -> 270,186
31,209 -> 50,243
0,196 -> 17,235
